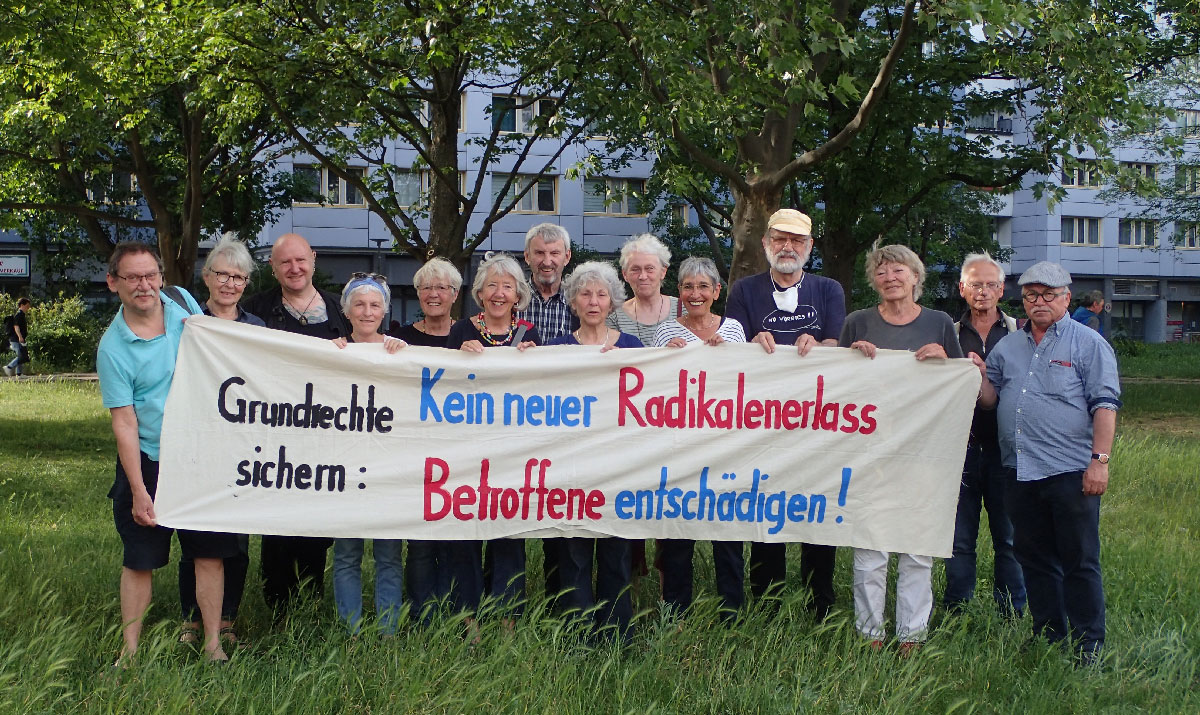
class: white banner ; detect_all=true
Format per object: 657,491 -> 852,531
157,316 -> 980,556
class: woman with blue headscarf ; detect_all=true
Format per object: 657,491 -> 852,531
330,272 -> 406,634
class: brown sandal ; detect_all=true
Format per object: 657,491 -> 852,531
219,625 -> 245,648
179,622 -> 200,645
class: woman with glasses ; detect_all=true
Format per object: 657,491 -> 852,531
388,257 -> 462,622
654,257 -> 747,621
839,243 -> 963,656
330,273 -> 407,635
391,257 -> 462,348
445,254 -> 540,623
177,236 -> 264,650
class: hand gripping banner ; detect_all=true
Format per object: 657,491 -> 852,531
157,316 -> 981,556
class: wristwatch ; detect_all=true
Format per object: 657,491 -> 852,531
1091,453 -> 1110,464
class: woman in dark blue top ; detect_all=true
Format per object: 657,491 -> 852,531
545,261 -> 642,641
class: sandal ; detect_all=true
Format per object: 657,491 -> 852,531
219,625 -> 245,649
179,622 -> 200,646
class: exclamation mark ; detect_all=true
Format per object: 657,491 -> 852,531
835,467 -> 851,523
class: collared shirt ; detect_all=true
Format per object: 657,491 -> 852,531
97,288 -> 203,460
957,309 -> 1016,447
517,286 -> 578,342
201,303 -> 266,327
985,312 -> 1121,481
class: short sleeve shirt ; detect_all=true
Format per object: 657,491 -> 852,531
97,288 -> 202,460
725,272 -> 846,344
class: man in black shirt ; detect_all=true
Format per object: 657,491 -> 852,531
4,297 -> 31,377
243,233 -> 351,618
944,253 -> 1025,615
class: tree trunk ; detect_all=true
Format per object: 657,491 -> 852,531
819,223 -> 860,315
727,181 -> 781,286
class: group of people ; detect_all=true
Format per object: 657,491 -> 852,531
96,208 -> 1119,668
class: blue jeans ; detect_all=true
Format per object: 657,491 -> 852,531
944,444 -> 1026,614
1005,470 -> 1105,656
333,538 -> 403,634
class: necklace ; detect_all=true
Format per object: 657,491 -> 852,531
633,295 -> 666,326
573,327 -> 610,346
285,290 -> 319,326
476,312 -> 517,346
684,312 -> 716,336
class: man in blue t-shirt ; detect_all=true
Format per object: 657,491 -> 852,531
725,208 -> 847,618
97,242 -> 237,666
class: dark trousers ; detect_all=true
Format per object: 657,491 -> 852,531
180,534 -> 250,622
659,539 -> 744,616
406,539 -> 448,622
442,540 -> 484,613
1005,470 -> 1105,655
751,541 -> 836,617
486,539 -> 526,615
944,444 -> 1026,613
260,535 -> 331,614
558,537 -> 633,639
542,538 -> 563,605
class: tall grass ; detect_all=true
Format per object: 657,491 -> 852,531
1,381 -> 1197,713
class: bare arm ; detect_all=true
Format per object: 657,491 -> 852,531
110,406 -> 155,526
1082,408 -> 1116,496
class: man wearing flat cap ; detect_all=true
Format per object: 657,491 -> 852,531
974,261 -> 1120,665
725,208 -> 846,617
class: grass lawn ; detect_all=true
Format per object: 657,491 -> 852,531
1,379 -> 1197,713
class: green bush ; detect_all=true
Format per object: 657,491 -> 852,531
12,294 -> 106,373
1112,337 -> 1146,358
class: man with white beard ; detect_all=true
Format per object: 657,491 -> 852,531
725,208 -> 846,618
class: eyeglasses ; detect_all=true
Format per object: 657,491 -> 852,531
350,271 -> 388,285
966,281 -> 1003,293
769,235 -> 812,247
1022,290 -> 1066,304
114,271 -> 162,286
209,270 -> 248,287
418,284 -> 455,294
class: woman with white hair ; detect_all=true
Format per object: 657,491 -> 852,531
177,236 -> 264,648
330,273 -> 406,634
654,256 -> 747,620
839,243 -> 963,655
607,233 -> 678,345
445,253 -> 541,619
544,261 -> 642,639
391,257 -> 462,347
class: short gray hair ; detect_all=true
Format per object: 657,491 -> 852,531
340,277 -> 391,313
524,223 -> 571,252
203,236 -> 256,277
414,257 -> 463,293
959,252 -> 1006,284
473,253 -> 532,311
678,256 -> 722,288
865,244 -> 926,301
1081,290 -> 1105,308
562,261 -> 626,316
618,233 -> 671,271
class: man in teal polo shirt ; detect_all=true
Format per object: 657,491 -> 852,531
97,242 -> 237,666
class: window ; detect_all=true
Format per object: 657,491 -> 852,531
393,169 -> 422,208
1062,160 -> 1101,188
1176,164 -> 1200,196
583,178 -> 648,215
1118,219 -> 1157,247
491,95 -> 558,134
492,174 -> 557,213
86,172 -> 137,204
1179,109 -> 1200,137
1122,162 -> 1158,183
1177,222 -> 1200,249
1060,216 -> 1100,245
294,165 -> 367,206
964,111 -> 1013,133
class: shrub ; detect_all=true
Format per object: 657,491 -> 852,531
20,294 -> 106,373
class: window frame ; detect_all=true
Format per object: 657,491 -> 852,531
582,177 -> 649,216
1061,160 -> 1102,188
492,173 -> 558,214
293,164 -> 368,208
1118,218 -> 1158,247
1060,216 -> 1101,246
491,95 -> 558,135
